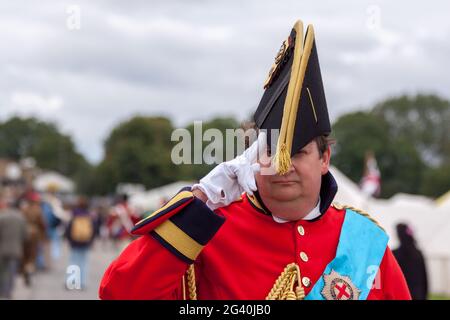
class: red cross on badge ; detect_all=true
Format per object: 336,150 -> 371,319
321,270 -> 361,300
334,281 -> 351,299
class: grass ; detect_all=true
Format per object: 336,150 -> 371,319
429,293 -> 450,300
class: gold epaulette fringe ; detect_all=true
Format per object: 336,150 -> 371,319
332,203 -> 385,232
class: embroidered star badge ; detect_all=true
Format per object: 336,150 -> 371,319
321,270 -> 361,300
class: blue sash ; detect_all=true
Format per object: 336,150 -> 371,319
305,209 -> 389,300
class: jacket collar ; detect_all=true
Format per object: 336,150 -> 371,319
246,171 -> 338,218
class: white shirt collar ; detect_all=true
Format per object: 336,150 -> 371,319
272,198 -> 321,223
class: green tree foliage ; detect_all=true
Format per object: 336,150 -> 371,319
332,111 -> 390,183
92,116 -> 240,195
420,163 -> 450,198
4,94 -> 448,199
373,94 -> 450,166
93,116 -> 180,194
0,116 -> 89,182
332,94 -> 450,198
179,117 -> 240,180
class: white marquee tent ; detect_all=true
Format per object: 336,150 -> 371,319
33,171 -> 75,193
129,181 -> 194,213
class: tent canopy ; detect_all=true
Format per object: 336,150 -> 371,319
33,171 -> 75,193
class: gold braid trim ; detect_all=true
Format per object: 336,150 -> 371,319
332,203 -> 385,232
266,263 -> 305,300
186,264 -> 197,300
185,263 -> 306,300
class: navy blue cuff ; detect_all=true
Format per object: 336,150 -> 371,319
151,196 -> 226,263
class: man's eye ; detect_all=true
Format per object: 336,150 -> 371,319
293,150 -> 307,158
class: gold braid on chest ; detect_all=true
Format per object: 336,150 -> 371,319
184,262 -> 305,300
266,263 -> 305,300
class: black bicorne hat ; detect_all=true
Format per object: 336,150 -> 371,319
254,20 -> 331,174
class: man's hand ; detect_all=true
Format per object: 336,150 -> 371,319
192,188 -> 208,203
192,132 -> 267,210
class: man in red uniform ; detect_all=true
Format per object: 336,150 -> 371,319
99,20 -> 411,300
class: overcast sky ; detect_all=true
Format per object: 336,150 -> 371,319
1,0 -> 449,163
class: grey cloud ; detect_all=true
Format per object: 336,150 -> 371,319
1,0 -> 449,163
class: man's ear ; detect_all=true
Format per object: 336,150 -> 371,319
321,145 -> 331,175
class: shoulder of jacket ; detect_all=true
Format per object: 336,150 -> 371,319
331,202 -> 385,232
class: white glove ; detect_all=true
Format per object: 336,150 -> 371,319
192,132 -> 267,210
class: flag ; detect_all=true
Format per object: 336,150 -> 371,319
360,151 -> 381,197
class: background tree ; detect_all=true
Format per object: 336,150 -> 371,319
91,116 -> 241,195
94,116 -> 179,194
331,112 -> 425,198
0,117 -> 90,192
332,94 -> 450,198
420,163 -> 450,198
179,117 -> 240,181
3,94 -> 448,199
373,94 -> 450,166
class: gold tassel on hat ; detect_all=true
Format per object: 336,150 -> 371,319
273,143 -> 291,175
273,21 -> 316,175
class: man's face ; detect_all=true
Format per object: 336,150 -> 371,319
255,139 -> 331,210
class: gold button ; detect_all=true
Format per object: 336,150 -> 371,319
302,277 -> 311,287
300,252 -> 308,262
297,225 -> 305,236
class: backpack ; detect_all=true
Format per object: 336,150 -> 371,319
70,216 -> 93,244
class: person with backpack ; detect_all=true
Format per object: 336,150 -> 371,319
66,196 -> 95,290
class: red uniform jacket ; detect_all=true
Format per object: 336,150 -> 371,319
99,174 -> 411,300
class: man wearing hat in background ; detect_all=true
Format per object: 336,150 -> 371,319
100,20 -> 411,300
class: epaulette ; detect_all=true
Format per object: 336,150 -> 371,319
132,189 -> 194,235
331,202 -> 385,232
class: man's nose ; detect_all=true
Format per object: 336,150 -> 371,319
280,163 -> 295,176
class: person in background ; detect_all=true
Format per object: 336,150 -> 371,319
393,223 -> 428,300
41,184 -> 70,265
20,191 -> 46,286
0,191 -> 28,299
66,196 -> 95,290
92,201 -> 110,250
107,194 -> 139,251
